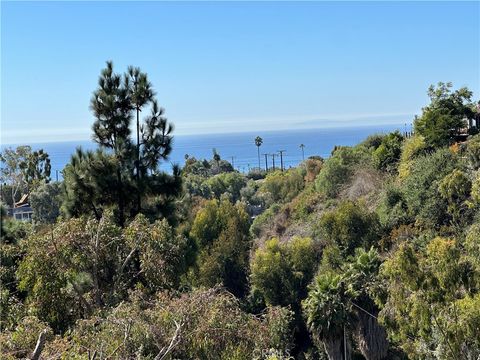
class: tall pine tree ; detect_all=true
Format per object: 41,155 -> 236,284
62,61 -> 180,226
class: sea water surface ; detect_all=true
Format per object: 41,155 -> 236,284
2,124 -> 404,179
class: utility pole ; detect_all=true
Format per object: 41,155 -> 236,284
277,150 -> 286,171
300,144 -> 305,161
230,156 -> 235,169
271,153 -> 276,170
55,170 -> 59,182
263,153 -> 269,172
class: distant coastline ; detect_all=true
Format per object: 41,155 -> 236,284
1,123 -> 405,178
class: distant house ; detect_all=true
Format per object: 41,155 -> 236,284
8,194 -> 33,222
467,103 -> 480,130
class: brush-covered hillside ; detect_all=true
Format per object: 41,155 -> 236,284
1,67 -> 480,360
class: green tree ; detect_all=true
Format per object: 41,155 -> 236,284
438,169 -> 472,223
0,146 -> 31,205
255,136 -> 263,169
472,172 -> 480,205
124,214 -> 188,291
251,237 -> 319,308
190,199 -> 251,297
378,237 -> 477,359
303,272 -> 349,359
260,168 -> 305,204
414,82 -> 475,148
205,172 -> 247,202
29,182 -> 62,224
61,148 -> 121,220
372,131 -> 404,171
0,210 -> 30,331
317,201 -> 380,256
401,147 -> 458,227
0,146 -> 51,202
19,149 -> 51,192
63,61 -> 179,226
303,248 -> 388,360
466,134 -> 480,170
126,66 -> 155,213
398,135 -> 428,179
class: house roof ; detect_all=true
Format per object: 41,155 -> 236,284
15,193 -> 29,207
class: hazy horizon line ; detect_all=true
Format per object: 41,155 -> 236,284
1,121 -> 408,147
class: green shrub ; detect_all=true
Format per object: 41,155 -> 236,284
190,199 -> 251,297
317,201 -> 380,256
372,131 -> 404,172
438,169 -> 472,223
205,172 -> 247,202
260,169 -> 305,204
401,147 -> 458,227
398,135 -> 428,179
29,182 -> 62,224
315,146 -> 371,198
251,237 -> 319,307
376,185 -> 410,230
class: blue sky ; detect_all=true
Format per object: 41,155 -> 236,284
1,1 -> 479,144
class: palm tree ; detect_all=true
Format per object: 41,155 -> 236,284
126,66 -> 155,212
212,148 -> 221,167
303,273 -> 350,360
300,143 -> 305,161
255,136 -> 263,169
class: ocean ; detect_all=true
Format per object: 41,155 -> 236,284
2,124 -> 405,179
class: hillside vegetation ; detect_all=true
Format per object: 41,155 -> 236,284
1,68 -> 480,360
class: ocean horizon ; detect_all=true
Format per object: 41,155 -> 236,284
2,123 -> 407,179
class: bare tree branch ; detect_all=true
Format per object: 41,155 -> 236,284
154,320 -> 182,360
30,329 -> 48,360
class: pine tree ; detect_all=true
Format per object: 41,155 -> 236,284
62,61 -> 180,226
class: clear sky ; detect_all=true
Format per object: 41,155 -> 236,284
1,1 -> 479,144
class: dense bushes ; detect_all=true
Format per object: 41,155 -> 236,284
190,199 -> 251,297
29,182 -> 62,224
15,212 -> 189,332
398,135 -> 428,179
315,145 -> 371,197
251,237 -> 319,307
372,131 -> 404,171
378,236 -> 479,359
1,289 -> 295,360
3,84 -> 480,359
400,147 -> 458,227
260,168 -> 305,204
317,201 -> 380,256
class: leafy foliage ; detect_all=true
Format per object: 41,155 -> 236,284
317,201 -> 380,256
401,147 -> 458,227
251,237 -> 319,307
190,199 -> 251,297
260,169 -> 305,205
62,62 -> 180,226
4,81 -> 480,359
414,82 -> 475,148
315,145 -> 371,197
29,182 -> 62,224
372,131 -> 404,172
